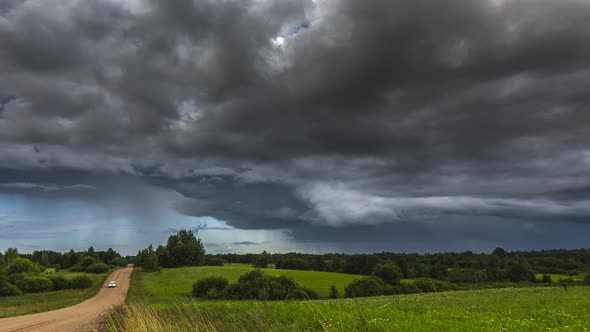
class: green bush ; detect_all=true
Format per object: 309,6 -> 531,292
68,264 -> 86,272
372,262 -> 402,285
329,284 -> 339,299
86,263 -> 109,274
384,283 -> 421,295
507,261 -> 535,282
584,274 -> 590,286
110,257 -> 127,267
0,282 -> 22,296
7,273 -> 26,284
192,277 -> 229,298
8,258 -> 39,275
448,269 -> 489,283
221,270 -> 318,300
49,275 -> 71,290
540,274 -> 553,284
70,276 -> 93,289
204,256 -> 225,267
345,276 -> 385,298
16,277 -> 54,293
414,278 -> 458,293
558,277 -> 575,284
80,256 -> 98,268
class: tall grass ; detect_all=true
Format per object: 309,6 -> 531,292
105,300 -> 341,332
105,304 -> 219,332
105,286 -> 590,332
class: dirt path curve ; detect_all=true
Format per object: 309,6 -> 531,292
0,267 -> 133,332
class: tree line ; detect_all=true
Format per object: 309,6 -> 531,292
132,230 -> 590,285
0,246 -> 127,272
133,229 -> 207,271
0,246 -> 126,297
217,247 -> 590,283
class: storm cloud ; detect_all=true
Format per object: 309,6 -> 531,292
1,0 -> 590,253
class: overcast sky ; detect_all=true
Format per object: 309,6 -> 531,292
1,0 -> 590,255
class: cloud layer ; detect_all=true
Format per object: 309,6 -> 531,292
1,0 -> 590,252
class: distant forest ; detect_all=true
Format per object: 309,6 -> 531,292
0,246 -> 127,272
130,231 -> 590,299
215,248 -> 590,283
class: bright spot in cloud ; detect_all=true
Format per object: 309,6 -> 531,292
271,36 -> 285,47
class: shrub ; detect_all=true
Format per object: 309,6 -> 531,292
345,276 -> 385,298
16,277 -> 54,293
448,269 -> 489,283
7,273 -> 26,284
86,263 -> 109,274
221,270 -> 318,301
384,283 -> 421,295
192,277 -> 229,298
507,261 -> 535,282
110,257 -> 127,267
253,258 -> 268,269
329,285 -> 339,299
69,264 -> 86,272
49,275 -> 71,290
204,256 -> 225,267
540,274 -> 553,283
70,276 -> 93,289
429,262 -> 449,280
0,282 -> 22,297
584,274 -> 590,286
372,262 -> 402,285
413,278 -> 458,293
8,258 -> 39,275
558,277 -> 575,284
486,268 -> 507,282
80,256 -> 98,268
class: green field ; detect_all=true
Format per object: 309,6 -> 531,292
110,279 -> 590,332
0,271 -> 110,318
118,265 -> 590,331
134,264 -> 367,302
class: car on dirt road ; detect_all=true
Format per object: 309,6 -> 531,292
108,280 -> 117,288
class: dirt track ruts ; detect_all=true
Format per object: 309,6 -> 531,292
0,267 -> 133,332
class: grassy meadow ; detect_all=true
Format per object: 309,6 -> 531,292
0,270 -> 110,318
109,282 -> 590,332
131,264 -> 370,302
110,264 -> 590,331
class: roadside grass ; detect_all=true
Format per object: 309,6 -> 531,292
0,271 -> 111,318
138,265 -> 370,302
125,268 -> 150,305
106,286 -> 590,332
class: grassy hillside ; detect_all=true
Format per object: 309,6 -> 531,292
108,285 -> 590,332
0,271 -> 110,318
135,264 -> 367,302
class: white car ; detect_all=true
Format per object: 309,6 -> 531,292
108,280 -> 117,288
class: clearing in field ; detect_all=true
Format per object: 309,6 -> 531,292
133,264 -> 367,302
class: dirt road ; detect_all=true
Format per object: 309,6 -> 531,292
0,267 -> 133,332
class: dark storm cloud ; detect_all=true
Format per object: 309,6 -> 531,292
1,0 -> 590,251
173,179 -> 308,230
